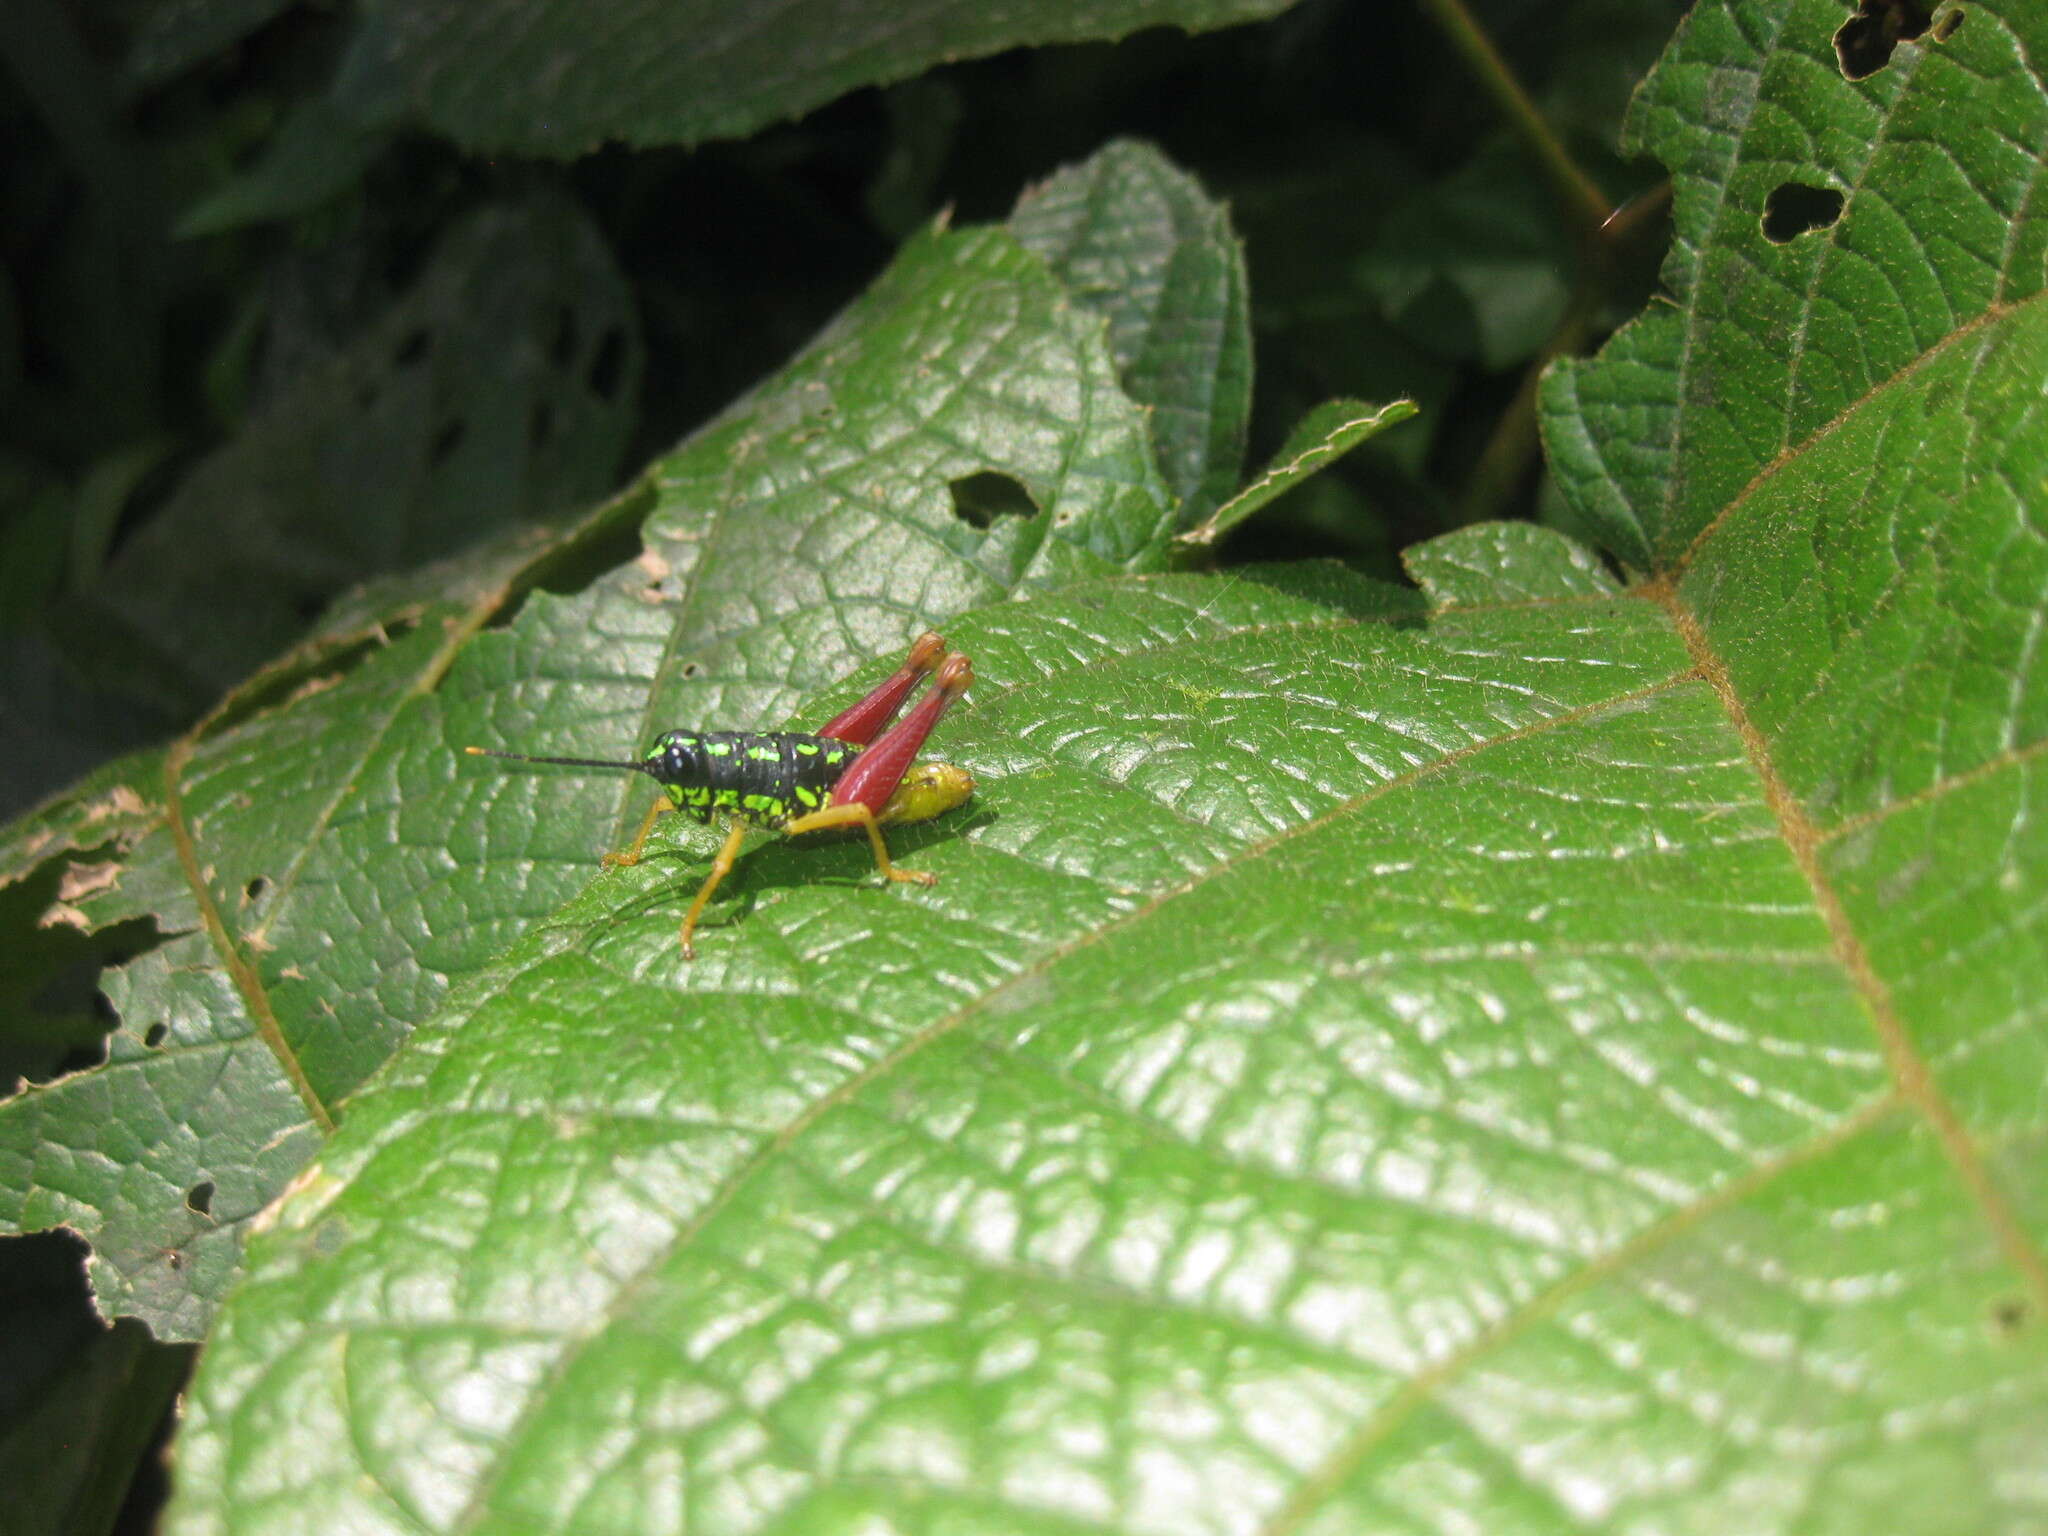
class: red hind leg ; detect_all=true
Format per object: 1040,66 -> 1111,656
826,652 -> 973,816
816,632 -> 946,745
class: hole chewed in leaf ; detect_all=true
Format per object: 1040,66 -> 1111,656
634,546 -> 673,603
1932,7 -> 1963,41
50,1042 -> 105,1078
948,471 -> 1038,530
1762,183 -> 1846,243
243,876 -> 269,904
186,1181 -> 215,1216
1,853 -> 169,1090
145,1022 -> 169,1047
1834,0 -> 1934,78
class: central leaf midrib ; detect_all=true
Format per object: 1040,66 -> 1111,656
161,741 -> 334,1134
1671,293 -> 2036,579
1654,582 -> 2048,1312
166,574 -> 521,1124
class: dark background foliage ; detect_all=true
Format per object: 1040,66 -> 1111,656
0,1 -> 1686,1528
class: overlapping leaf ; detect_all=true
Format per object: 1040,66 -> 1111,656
1541,0 -> 2046,570
354,0 -> 1295,155
1011,140 -> 1254,526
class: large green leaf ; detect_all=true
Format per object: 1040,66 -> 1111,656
8,0 -> 2045,1525
0,177 -> 1205,1338
354,0 -> 1297,155
165,519 -> 2046,1532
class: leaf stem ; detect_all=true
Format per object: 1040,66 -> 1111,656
1415,0 -> 1613,241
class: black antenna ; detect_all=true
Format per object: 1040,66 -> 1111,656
464,746 -> 652,775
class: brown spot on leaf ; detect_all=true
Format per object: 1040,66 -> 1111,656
85,786 -> 148,822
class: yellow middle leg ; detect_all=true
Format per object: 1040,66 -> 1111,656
780,801 -> 938,888
677,821 -> 750,959
603,793 -> 673,869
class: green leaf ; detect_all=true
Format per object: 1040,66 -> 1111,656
354,0 -> 1297,156
0,203 -> 1189,1339
1353,146 -> 1576,372
172,21 -> 411,238
1011,139 -> 1253,526
1540,0 -> 2043,571
164,535 -> 2038,1533
1538,0 -> 2048,1173
1403,518 -> 1618,607
65,436 -> 176,585
1179,396 -> 1417,546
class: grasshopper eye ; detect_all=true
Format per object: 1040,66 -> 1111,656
649,730 -> 697,763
